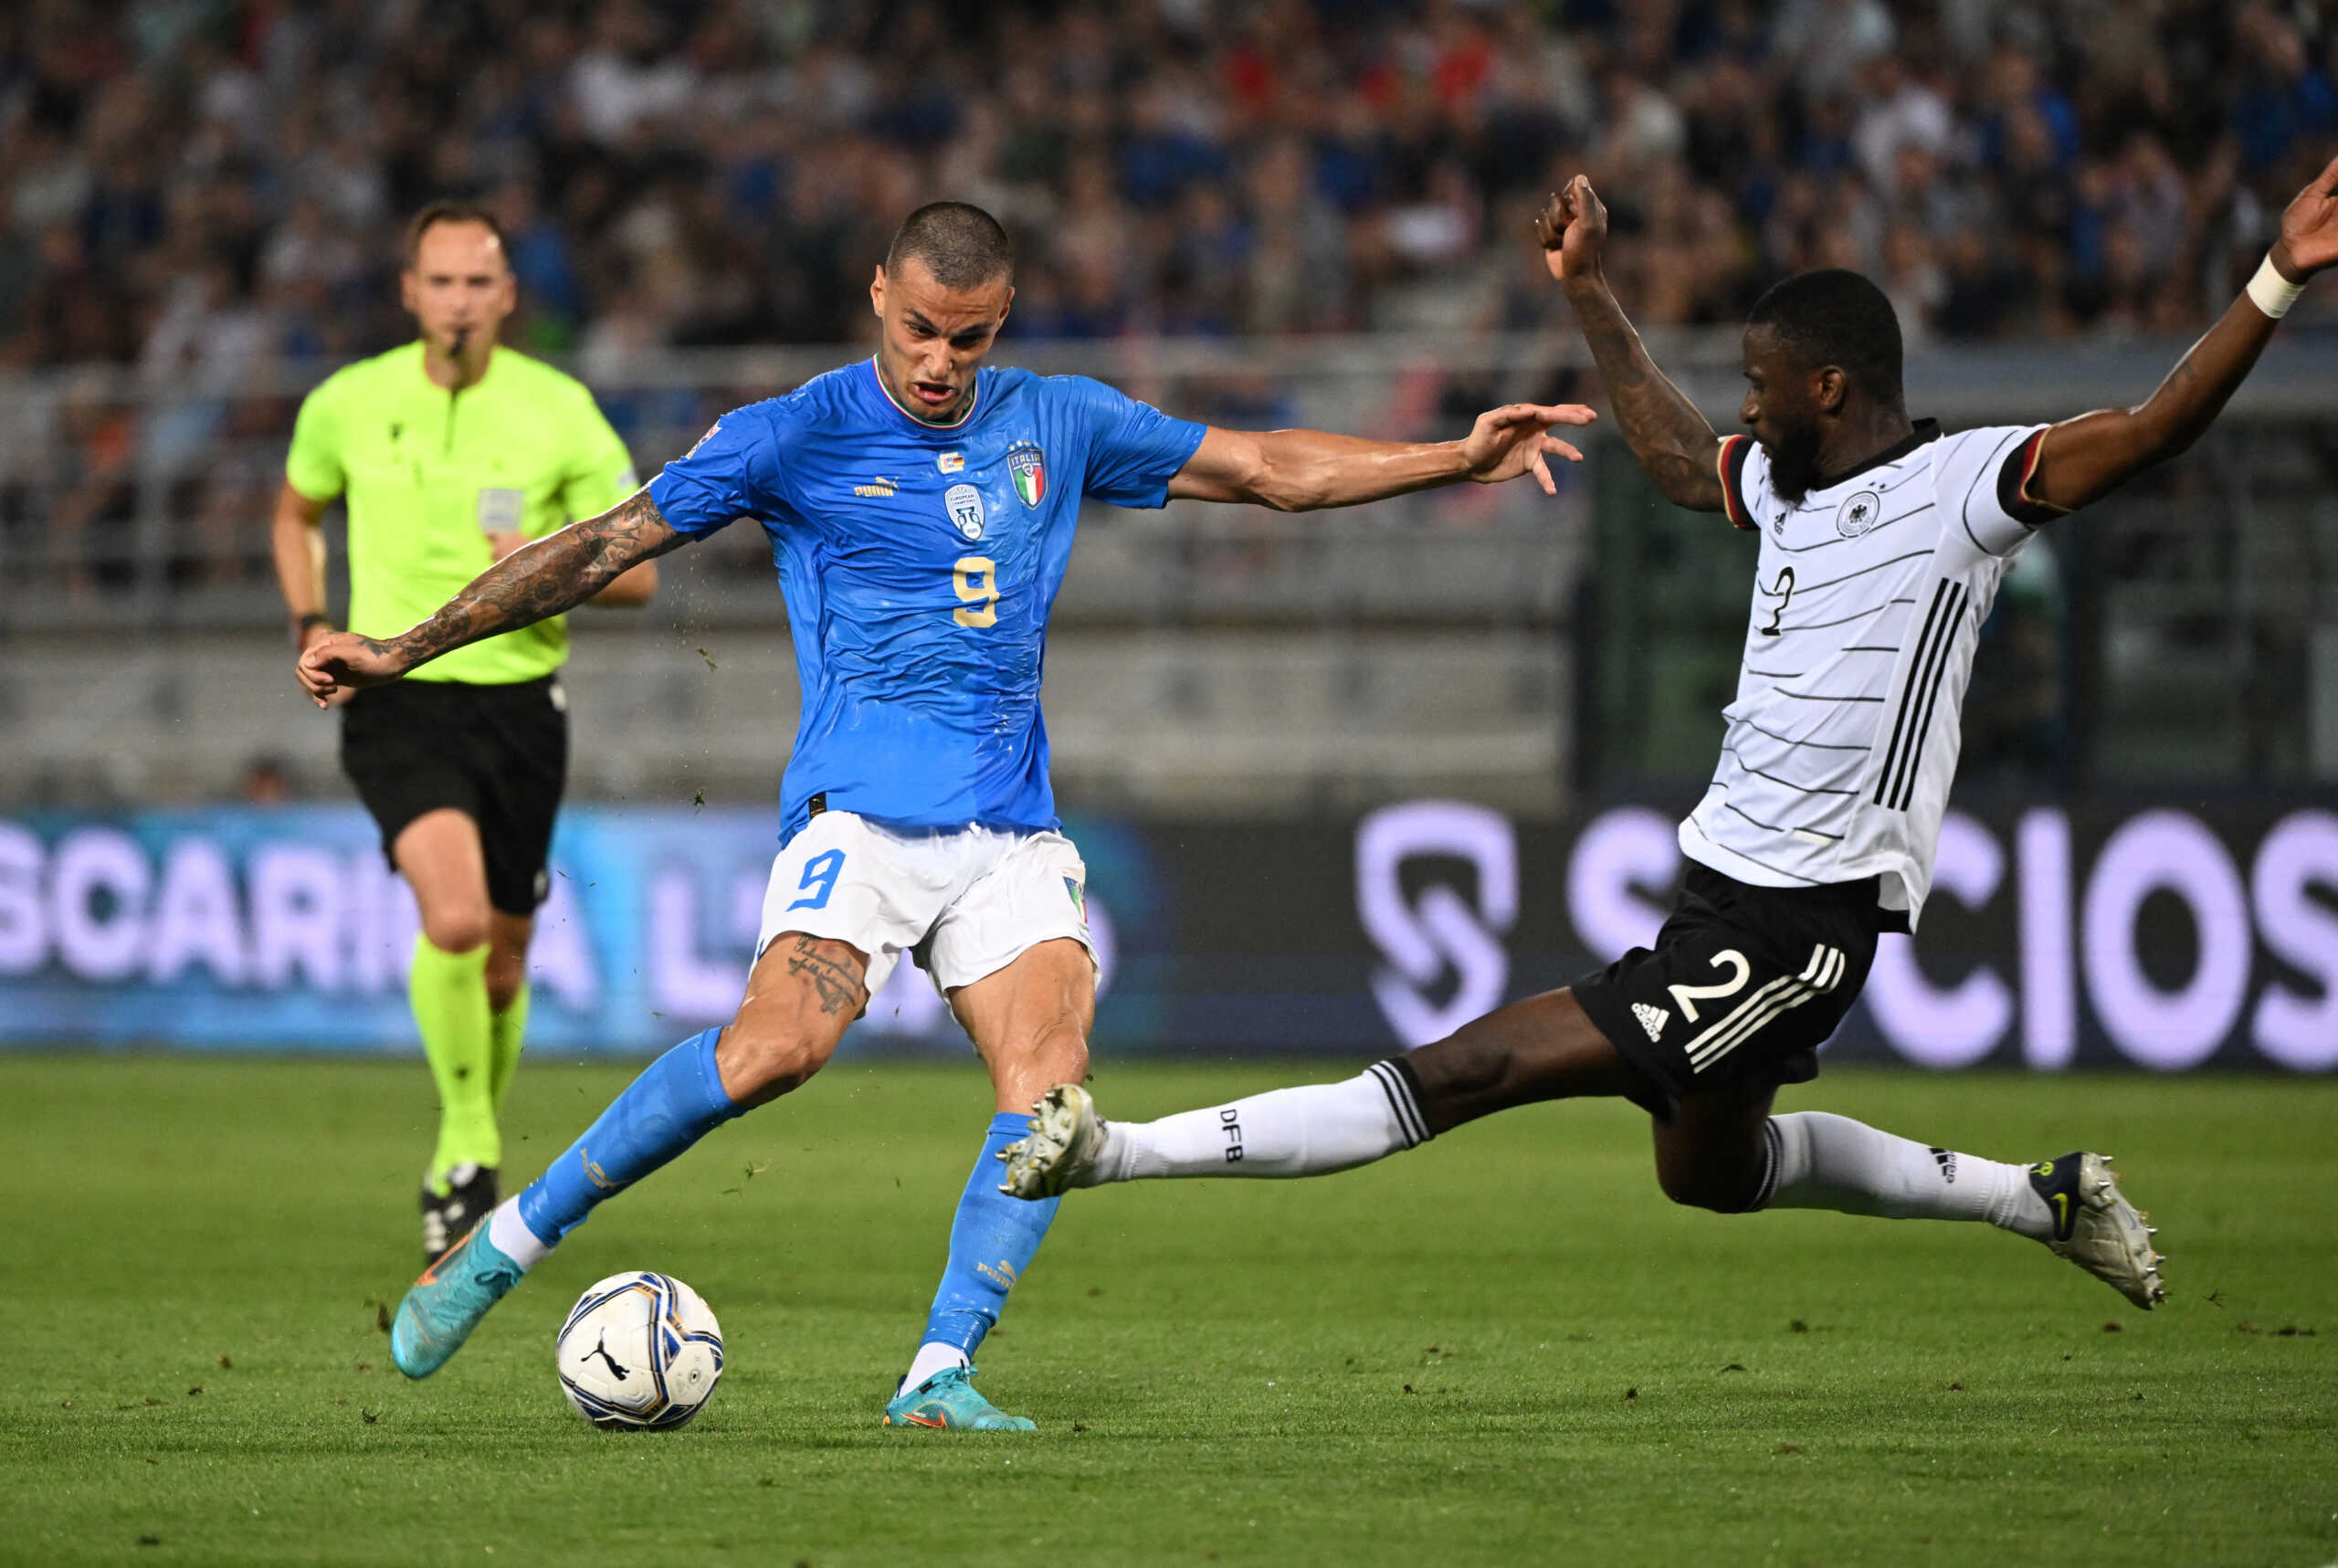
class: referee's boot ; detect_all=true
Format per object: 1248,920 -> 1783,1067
2029,1152 -> 2165,1310
421,1161 -> 499,1269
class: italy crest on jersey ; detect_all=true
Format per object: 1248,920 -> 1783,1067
1007,443 -> 1047,509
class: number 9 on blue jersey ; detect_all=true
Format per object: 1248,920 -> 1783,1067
953,557 -> 998,627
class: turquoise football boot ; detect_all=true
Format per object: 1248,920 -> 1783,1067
882,1364 -> 1036,1430
391,1221 -> 527,1378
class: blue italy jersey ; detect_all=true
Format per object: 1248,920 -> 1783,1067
647,360 -> 1206,840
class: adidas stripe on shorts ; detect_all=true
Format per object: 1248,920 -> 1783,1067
1571,864 -> 1883,1117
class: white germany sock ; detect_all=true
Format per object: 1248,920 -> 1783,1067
1097,1061 -> 1431,1182
1762,1111 -> 2053,1238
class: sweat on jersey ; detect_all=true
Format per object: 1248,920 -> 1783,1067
646,359 -> 1207,842
1684,419 -> 2059,930
285,342 -> 638,685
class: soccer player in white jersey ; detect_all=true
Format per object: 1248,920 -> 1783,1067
1003,155 -> 2338,1314
299,203 -> 1596,1429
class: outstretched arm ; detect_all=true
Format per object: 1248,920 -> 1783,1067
1164,402 -> 1595,512
482,526 -> 660,606
2023,153 -> 2338,514
1535,175 -> 1726,512
296,489 -> 684,705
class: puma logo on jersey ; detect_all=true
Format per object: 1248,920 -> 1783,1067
852,478 -> 897,498
1633,1003 -> 1670,1042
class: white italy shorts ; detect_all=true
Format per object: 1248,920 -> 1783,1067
753,811 -> 1094,999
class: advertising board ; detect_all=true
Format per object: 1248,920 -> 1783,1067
1,801 -> 2329,1069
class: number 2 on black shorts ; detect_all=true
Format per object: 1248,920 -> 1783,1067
1668,949 -> 1750,1021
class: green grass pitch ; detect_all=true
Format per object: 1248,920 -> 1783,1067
3,1054 -> 2333,1566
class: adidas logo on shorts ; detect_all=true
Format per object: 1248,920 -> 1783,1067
1633,1003 -> 1670,1042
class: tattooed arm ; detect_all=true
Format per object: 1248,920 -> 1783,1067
1534,175 -> 1725,513
2024,153 -> 2338,513
296,489 -> 685,705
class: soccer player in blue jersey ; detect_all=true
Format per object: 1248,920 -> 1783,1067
300,201 -> 1595,1428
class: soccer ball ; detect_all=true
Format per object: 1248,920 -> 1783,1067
554,1271 -> 724,1430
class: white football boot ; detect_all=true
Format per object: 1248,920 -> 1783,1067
996,1084 -> 1108,1199
2028,1152 -> 2166,1310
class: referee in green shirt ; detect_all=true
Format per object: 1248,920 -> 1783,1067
270,201 -> 656,1263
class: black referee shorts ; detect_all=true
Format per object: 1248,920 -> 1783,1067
1572,864 -> 1883,1119
340,675 -> 568,915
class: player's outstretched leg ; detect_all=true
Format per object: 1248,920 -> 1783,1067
393,933 -> 868,1379
888,939 -> 1090,1431
1659,1098 -> 2166,1308
1000,989 -> 1633,1197
999,1068 -> 1427,1195
1002,989 -> 2168,1311
392,1026 -> 742,1377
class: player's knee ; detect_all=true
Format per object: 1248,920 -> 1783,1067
1655,1157 -> 1764,1215
419,904 -> 490,955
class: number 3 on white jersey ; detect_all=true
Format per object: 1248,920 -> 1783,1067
1668,949 -> 1750,1021
953,556 -> 998,627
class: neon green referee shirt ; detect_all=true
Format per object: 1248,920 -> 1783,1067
284,342 -> 638,685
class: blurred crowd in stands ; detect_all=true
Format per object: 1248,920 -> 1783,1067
0,0 -> 2333,378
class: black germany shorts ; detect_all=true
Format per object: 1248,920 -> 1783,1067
1573,864 -> 1883,1119
340,675 -> 568,915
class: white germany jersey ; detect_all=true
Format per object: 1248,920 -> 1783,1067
1680,420 -> 2052,929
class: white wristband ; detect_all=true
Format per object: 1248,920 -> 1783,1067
2247,253 -> 2306,319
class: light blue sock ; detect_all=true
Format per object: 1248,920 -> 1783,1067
920,1113 -> 1063,1356
514,1028 -> 741,1248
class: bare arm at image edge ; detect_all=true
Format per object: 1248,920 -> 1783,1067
2017,153 -> 2338,517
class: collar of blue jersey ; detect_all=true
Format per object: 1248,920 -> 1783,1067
865,356 -> 985,433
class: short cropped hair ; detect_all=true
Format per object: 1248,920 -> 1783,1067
1747,268 -> 1904,402
402,200 -> 511,269
885,201 -> 1016,289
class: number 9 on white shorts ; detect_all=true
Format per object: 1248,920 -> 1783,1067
753,811 -> 1096,1002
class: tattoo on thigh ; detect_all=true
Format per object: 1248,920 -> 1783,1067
785,936 -> 866,1016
